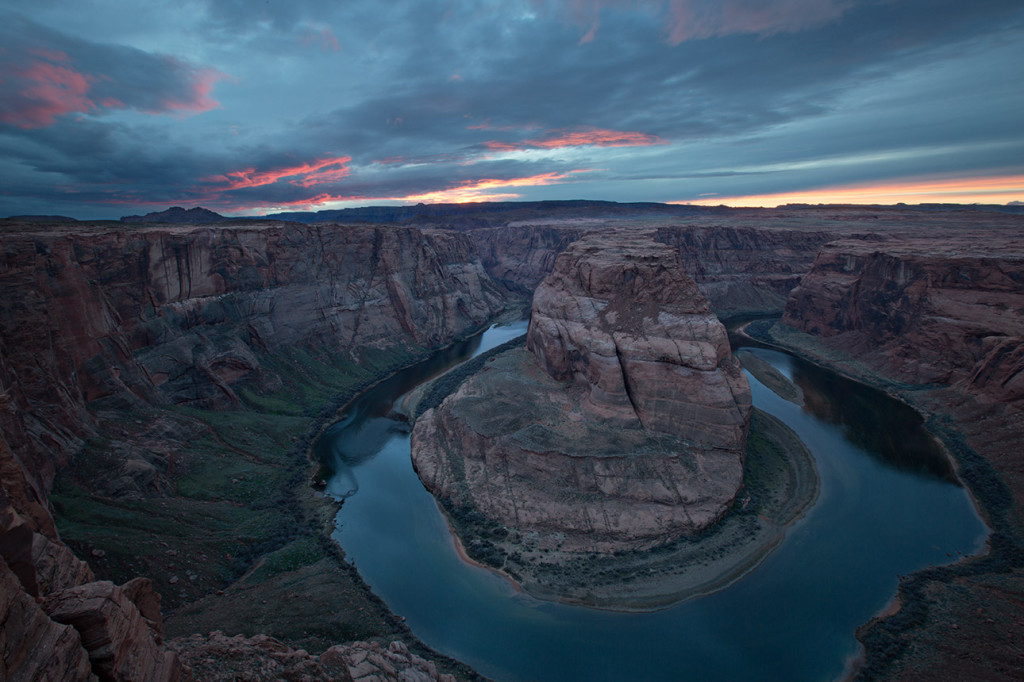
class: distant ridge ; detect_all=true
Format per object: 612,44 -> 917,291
3,215 -> 79,223
263,200 -> 719,225
121,206 -> 231,224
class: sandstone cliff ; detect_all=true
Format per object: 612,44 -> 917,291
469,222 -> 832,317
766,227 -> 1024,680
0,221 -> 509,508
412,234 -> 751,553
0,220 -> 510,680
782,235 -> 1024,402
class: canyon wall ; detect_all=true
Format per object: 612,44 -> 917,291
0,222 -> 509,513
772,230 -> 1024,680
469,222 -> 832,316
0,220 -> 510,681
782,236 -> 1024,403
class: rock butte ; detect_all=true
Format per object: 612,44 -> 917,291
412,234 -> 752,552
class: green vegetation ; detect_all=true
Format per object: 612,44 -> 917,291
50,337 -> 440,626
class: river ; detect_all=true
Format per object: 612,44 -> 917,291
315,320 -> 987,682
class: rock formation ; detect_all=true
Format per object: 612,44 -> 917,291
2,461 -> 181,681
0,221 -> 509,510
412,234 -> 751,552
170,632 -> 456,682
0,219 -> 509,680
527,235 -> 751,449
782,235 -> 1024,403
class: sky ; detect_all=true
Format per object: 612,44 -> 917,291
1,0 -> 1023,219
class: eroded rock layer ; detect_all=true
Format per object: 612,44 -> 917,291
0,221 -> 508,511
527,235 -> 751,450
413,234 -> 751,552
782,235 -> 1024,403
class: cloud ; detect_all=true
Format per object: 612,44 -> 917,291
483,127 -> 664,152
393,170 -> 592,203
298,24 -> 341,52
204,156 -> 353,191
0,13 -> 225,129
546,0 -> 856,44
663,0 -> 855,43
1,0 -> 1022,219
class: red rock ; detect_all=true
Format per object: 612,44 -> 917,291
413,234 -> 751,552
43,580 -> 181,682
527,234 -> 751,450
782,235 -> 1024,402
0,555 -> 93,682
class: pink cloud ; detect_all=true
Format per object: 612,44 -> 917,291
545,0 -> 853,43
152,64 -> 225,114
665,0 -> 854,43
484,127 -> 664,151
0,40 -> 226,127
205,156 -> 353,191
0,60 -> 98,128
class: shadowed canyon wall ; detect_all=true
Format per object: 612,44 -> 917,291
0,221 -> 510,680
469,223 -> 833,317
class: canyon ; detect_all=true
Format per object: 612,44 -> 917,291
1,203 -> 1023,680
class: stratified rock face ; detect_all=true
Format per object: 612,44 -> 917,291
527,235 -> 752,450
782,236 -> 1024,403
0,222 -> 509,512
44,580 -> 180,682
470,222 -> 833,316
654,225 -> 832,316
413,234 -> 751,552
0,555 -> 93,682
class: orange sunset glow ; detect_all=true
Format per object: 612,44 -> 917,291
683,175 -> 1024,207
393,171 -> 587,204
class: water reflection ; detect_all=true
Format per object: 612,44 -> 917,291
728,325 -> 957,483
792,361 -> 958,483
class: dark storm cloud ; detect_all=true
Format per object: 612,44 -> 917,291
0,0 -> 1022,216
0,13 -> 224,129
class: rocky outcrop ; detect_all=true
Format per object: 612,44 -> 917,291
782,236 -> 1024,403
0,555 -> 94,682
44,580 -> 181,682
169,632 -> 456,682
413,234 -> 751,553
2,466 -> 180,681
527,235 -> 751,449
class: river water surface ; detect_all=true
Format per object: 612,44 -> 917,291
316,321 -> 987,682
